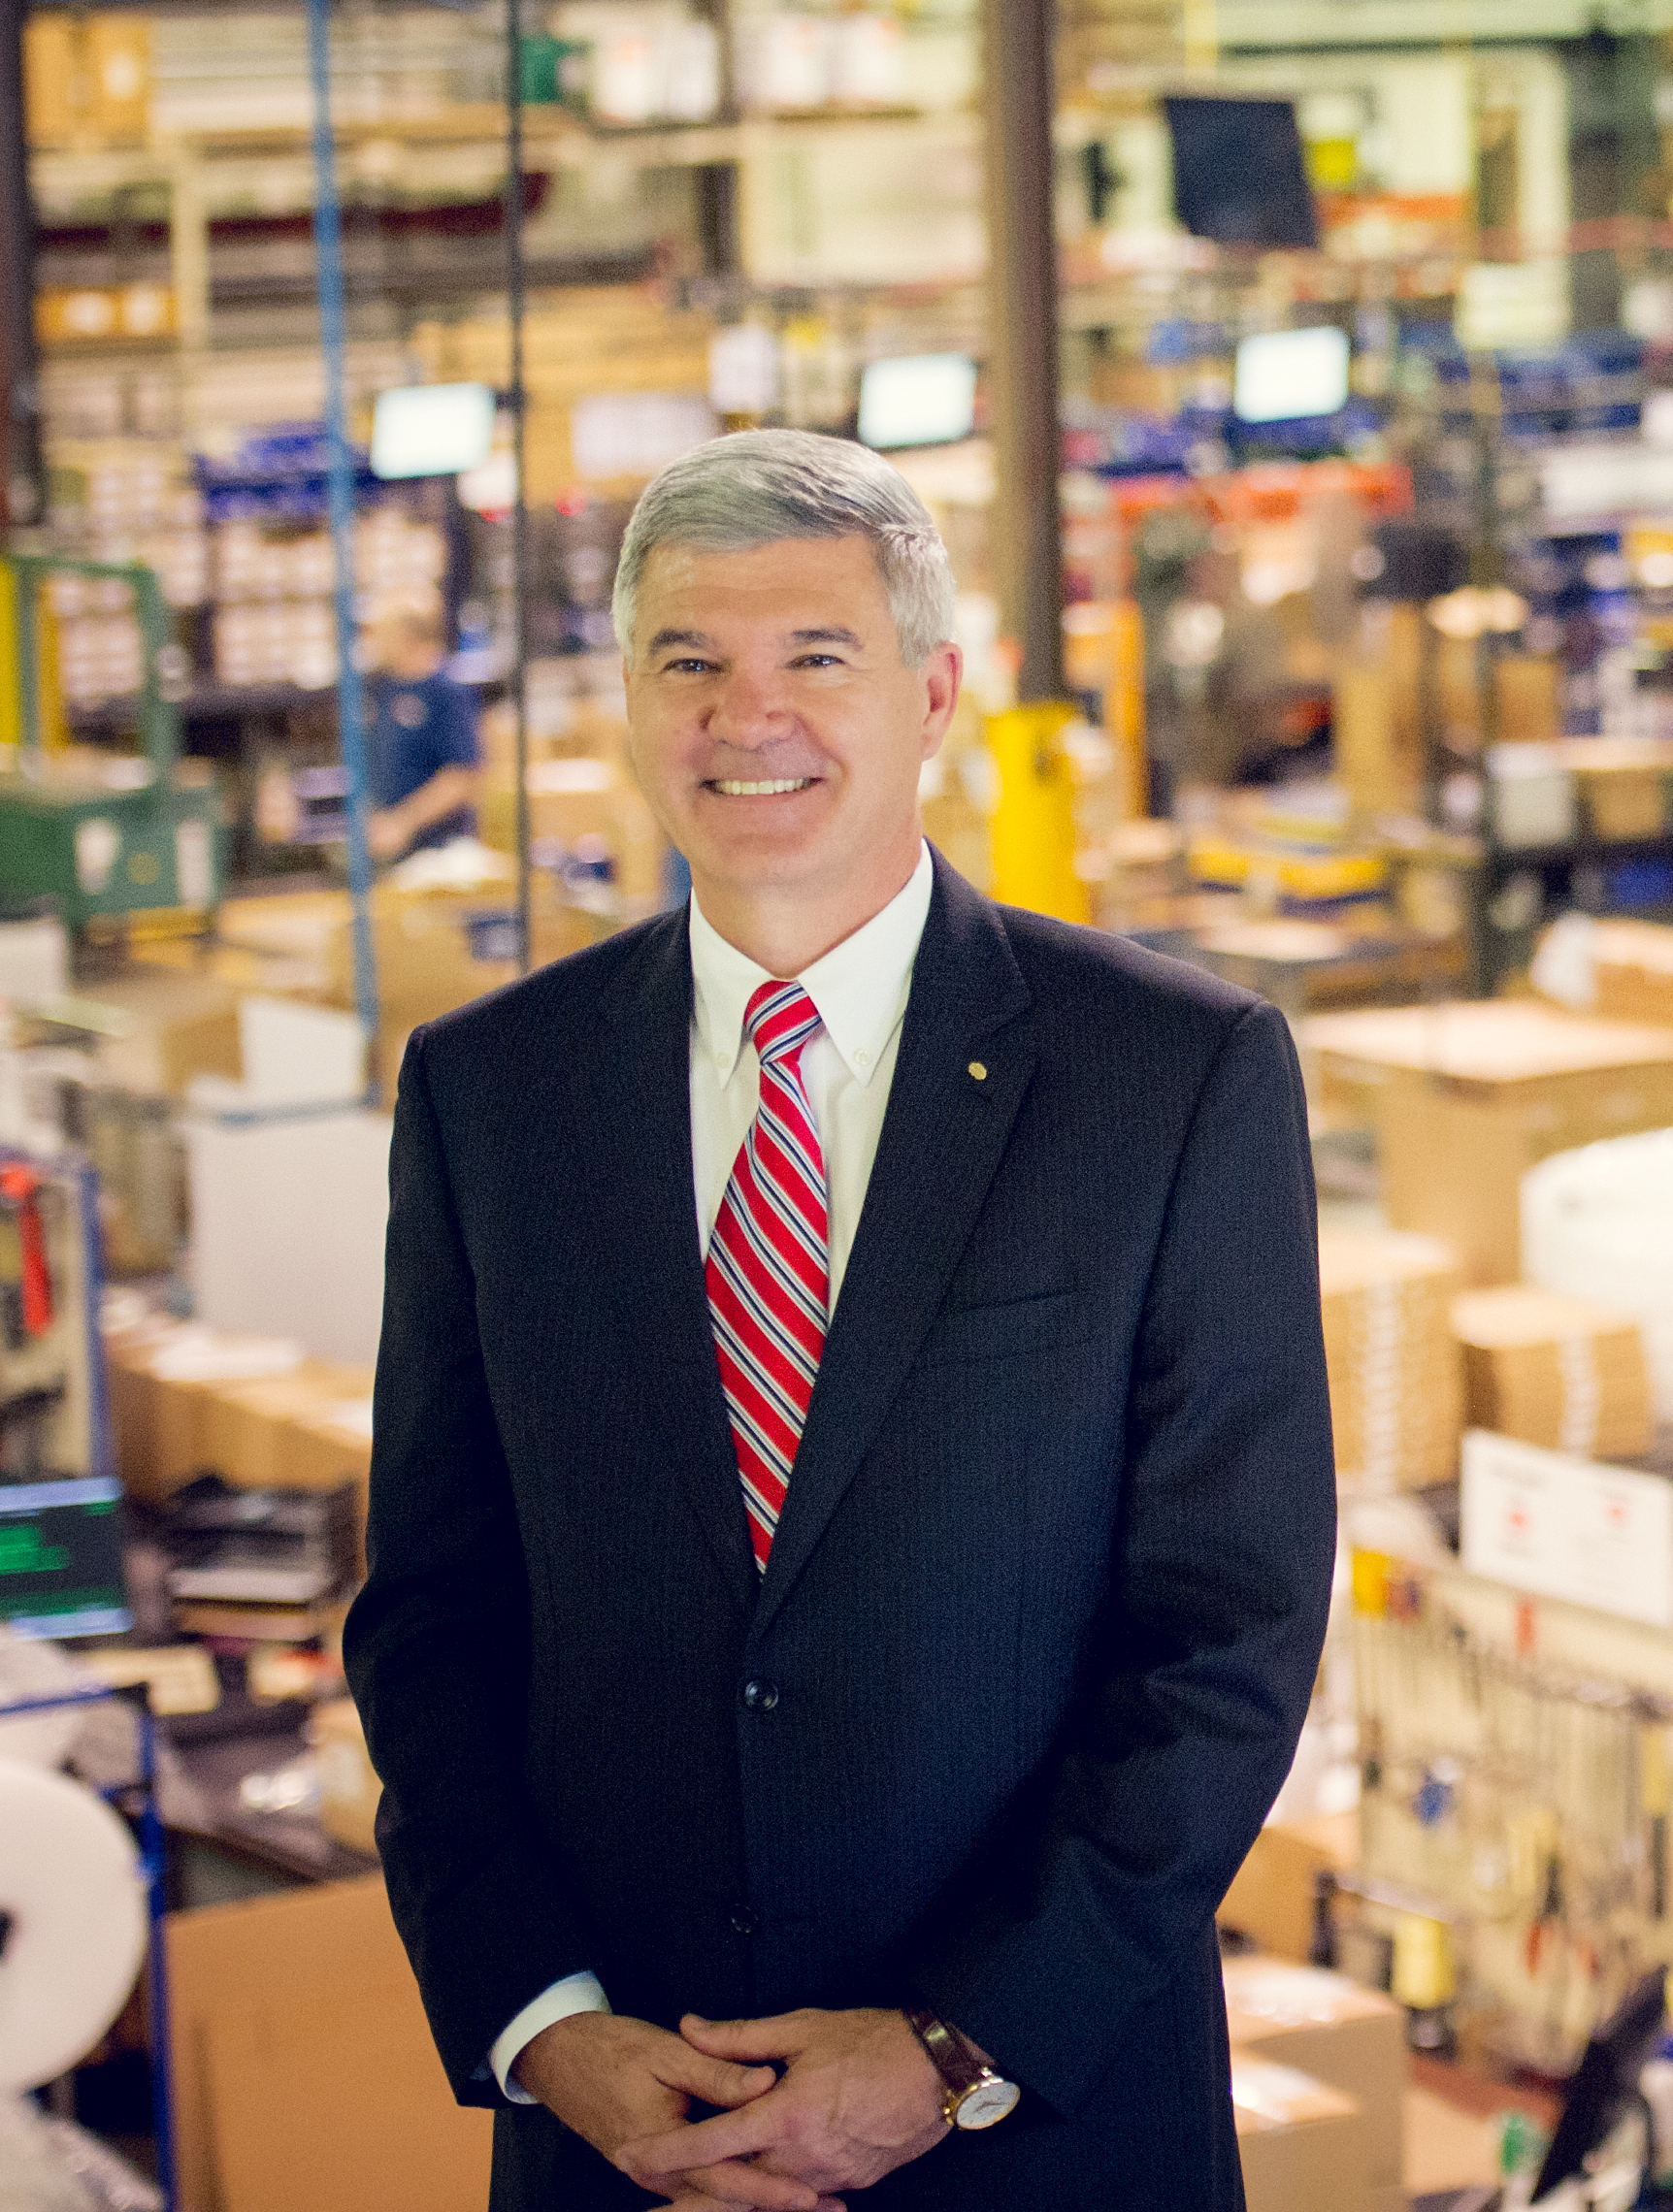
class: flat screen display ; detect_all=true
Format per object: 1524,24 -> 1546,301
371,382 -> 496,481
1164,97 -> 1319,251
0,1477 -> 129,1639
857,355 -> 977,451
1233,326 -> 1351,424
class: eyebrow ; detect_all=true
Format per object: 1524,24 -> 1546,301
645,624 -> 866,656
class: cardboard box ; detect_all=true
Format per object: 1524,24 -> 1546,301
1224,1957 -> 1405,2198
104,1330 -> 222,1499
84,13 -> 150,141
1496,654 -> 1563,747
21,11 -> 149,145
479,758 -> 667,904
105,1321 -> 372,1509
1565,739 -> 1673,842
1589,919 -> 1673,1027
1193,919 -> 1466,1023
1232,2056 -> 1368,2212
1219,1810 -> 1360,1964
166,1875 -> 491,2212
203,881 -> 604,1101
202,1363 -> 374,1495
1302,1001 -> 1673,1285
23,15 -> 81,144
1335,604 -> 1425,818
1460,1426 -> 1673,1627
78,968 -> 244,1097
1452,1284 -> 1653,1460
1320,1230 -> 1465,1491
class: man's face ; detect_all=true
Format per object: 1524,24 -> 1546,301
624,534 -> 959,909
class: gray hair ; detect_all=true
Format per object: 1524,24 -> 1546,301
612,428 -> 957,667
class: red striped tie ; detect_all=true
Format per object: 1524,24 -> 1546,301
706,981 -> 829,1573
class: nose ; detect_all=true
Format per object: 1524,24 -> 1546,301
705,666 -> 796,752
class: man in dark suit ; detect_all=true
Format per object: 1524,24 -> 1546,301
344,429 -> 1335,2212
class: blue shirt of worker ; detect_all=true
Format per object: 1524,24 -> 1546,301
366,670 -> 480,850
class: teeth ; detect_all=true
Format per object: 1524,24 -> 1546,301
712,779 -> 813,796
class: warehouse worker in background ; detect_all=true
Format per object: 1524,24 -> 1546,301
253,594 -> 482,860
345,430 -> 1335,2212
361,593 -> 482,859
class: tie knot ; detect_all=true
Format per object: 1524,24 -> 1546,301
745,980 -> 821,1069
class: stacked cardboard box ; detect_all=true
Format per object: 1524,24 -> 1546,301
1191,919 -> 1466,1022
411,287 -> 715,503
1302,1001 -> 1673,1284
477,757 -> 667,908
163,877 -> 605,1097
1568,737 -> 1673,840
1232,2057 -> 1367,2212
1219,1810 -> 1360,1965
104,1317 -> 374,1528
1225,1958 -> 1405,2212
1335,611 -> 1562,823
62,966 -> 245,1096
1451,1285 -> 1654,1461
23,11 -> 151,145
1320,1229 -> 1464,1492
1589,919 -> 1673,1027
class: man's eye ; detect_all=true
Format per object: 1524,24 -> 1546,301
793,654 -> 842,669
664,658 -> 715,674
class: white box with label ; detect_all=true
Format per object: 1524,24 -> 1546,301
1460,1427 -> 1673,1626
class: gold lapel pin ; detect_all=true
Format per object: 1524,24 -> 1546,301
968,1060 -> 988,1082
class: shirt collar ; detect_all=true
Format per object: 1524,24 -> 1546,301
690,841 -> 934,1089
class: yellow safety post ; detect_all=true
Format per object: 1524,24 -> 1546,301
1063,598 -> 1147,822
1107,600 -> 1146,820
33,592 -> 69,753
987,700 -> 1090,924
0,562 -> 19,753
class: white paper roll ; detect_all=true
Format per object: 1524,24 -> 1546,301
0,1628 -> 87,1773
0,1759 -> 148,2094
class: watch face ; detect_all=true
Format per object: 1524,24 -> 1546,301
955,2077 -> 1020,2131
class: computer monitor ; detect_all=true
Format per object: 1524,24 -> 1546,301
371,381 -> 496,481
857,355 -> 977,451
1233,327 -> 1351,426
1164,97 -> 1319,252
1533,1966 -> 1667,2202
0,1477 -> 129,1639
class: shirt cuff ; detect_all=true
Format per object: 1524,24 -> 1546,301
490,1971 -> 612,2103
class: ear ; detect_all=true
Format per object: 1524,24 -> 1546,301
919,642 -> 963,760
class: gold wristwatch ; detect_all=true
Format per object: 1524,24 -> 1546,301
902,2005 -> 1020,2131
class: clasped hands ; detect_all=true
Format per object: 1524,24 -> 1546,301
514,2003 -> 954,2211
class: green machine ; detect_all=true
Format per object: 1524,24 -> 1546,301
0,555 -> 225,927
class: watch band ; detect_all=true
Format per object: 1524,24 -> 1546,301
902,2004 -> 1018,2130
903,2006 -> 985,2106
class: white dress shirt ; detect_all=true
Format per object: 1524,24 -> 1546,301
489,842 -> 935,2099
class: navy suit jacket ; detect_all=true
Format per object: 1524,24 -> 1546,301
344,852 -> 1336,2211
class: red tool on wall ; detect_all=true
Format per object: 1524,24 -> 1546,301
0,1161 -> 54,1336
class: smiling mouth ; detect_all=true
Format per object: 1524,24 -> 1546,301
705,778 -> 816,797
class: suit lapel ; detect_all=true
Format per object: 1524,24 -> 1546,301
602,911 -> 758,1615
751,858 -> 1036,1640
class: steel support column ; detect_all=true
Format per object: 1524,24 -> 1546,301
980,0 -> 1063,702
0,0 -> 44,531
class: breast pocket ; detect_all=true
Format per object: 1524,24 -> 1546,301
915,1288 -> 1095,1366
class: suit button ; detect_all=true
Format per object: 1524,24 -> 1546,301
741,1677 -> 779,1712
731,1908 -> 755,1937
